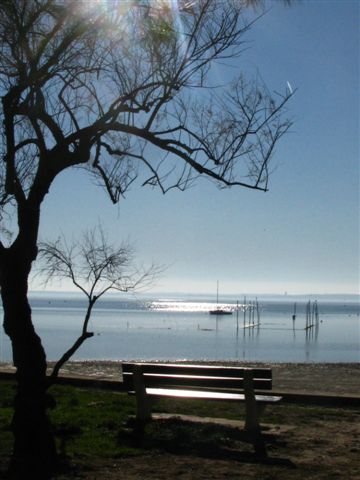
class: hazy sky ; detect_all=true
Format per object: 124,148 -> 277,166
34,0 -> 359,296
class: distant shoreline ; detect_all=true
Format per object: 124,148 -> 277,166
24,290 -> 360,302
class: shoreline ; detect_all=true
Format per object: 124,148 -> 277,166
1,360 -> 359,396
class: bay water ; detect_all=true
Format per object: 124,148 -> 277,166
1,292 -> 359,364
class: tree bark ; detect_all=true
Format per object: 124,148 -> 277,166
1,245 -> 57,479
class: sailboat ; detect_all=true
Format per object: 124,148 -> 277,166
209,281 -> 233,315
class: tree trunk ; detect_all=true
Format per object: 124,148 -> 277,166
1,246 -> 57,479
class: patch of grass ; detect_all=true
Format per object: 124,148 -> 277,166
0,381 -> 16,456
48,384 -> 140,458
0,380 -> 143,462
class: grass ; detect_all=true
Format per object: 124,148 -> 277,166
1,379 -> 359,479
0,381 -> 14,459
48,384 -> 138,458
0,381 -> 142,467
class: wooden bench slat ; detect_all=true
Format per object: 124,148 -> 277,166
123,372 -> 272,391
136,387 -> 282,403
122,362 -> 272,380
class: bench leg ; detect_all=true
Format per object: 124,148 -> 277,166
245,403 -> 266,432
133,365 -> 152,422
243,370 -> 267,456
243,370 -> 260,431
244,405 -> 267,456
136,395 -> 153,422
252,433 -> 267,457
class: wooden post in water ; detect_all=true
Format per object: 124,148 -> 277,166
243,296 -> 246,328
305,300 -> 316,330
305,301 -> 309,329
256,298 -> 260,324
236,300 -> 239,333
312,301 -> 315,325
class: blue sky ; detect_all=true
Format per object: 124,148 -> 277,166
34,0 -> 359,296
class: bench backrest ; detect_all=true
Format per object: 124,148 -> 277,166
122,362 -> 272,394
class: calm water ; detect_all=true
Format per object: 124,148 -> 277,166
0,293 -> 359,363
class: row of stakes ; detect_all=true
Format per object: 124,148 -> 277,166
292,300 -> 320,330
234,299 -> 320,331
236,298 -> 261,331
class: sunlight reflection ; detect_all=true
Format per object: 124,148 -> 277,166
150,301 -> 237,313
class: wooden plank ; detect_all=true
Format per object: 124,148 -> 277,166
122,362 -> 272,379
122,362 -> 272,378
143,387 -> 282,403
122,372 -> 272,391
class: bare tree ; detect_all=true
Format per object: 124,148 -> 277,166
0,0 -> 293,477
38,226 -> 161,382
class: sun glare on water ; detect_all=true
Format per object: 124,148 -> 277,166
150,301 -> 236,313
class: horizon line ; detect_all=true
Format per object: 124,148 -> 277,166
28,289 -> 360,298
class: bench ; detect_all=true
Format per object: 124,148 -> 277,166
122,362 -> 282,454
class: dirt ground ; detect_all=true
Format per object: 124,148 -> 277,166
1,361 -> 360,479
76,408 -> 360,480
72,415 -> 360,480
